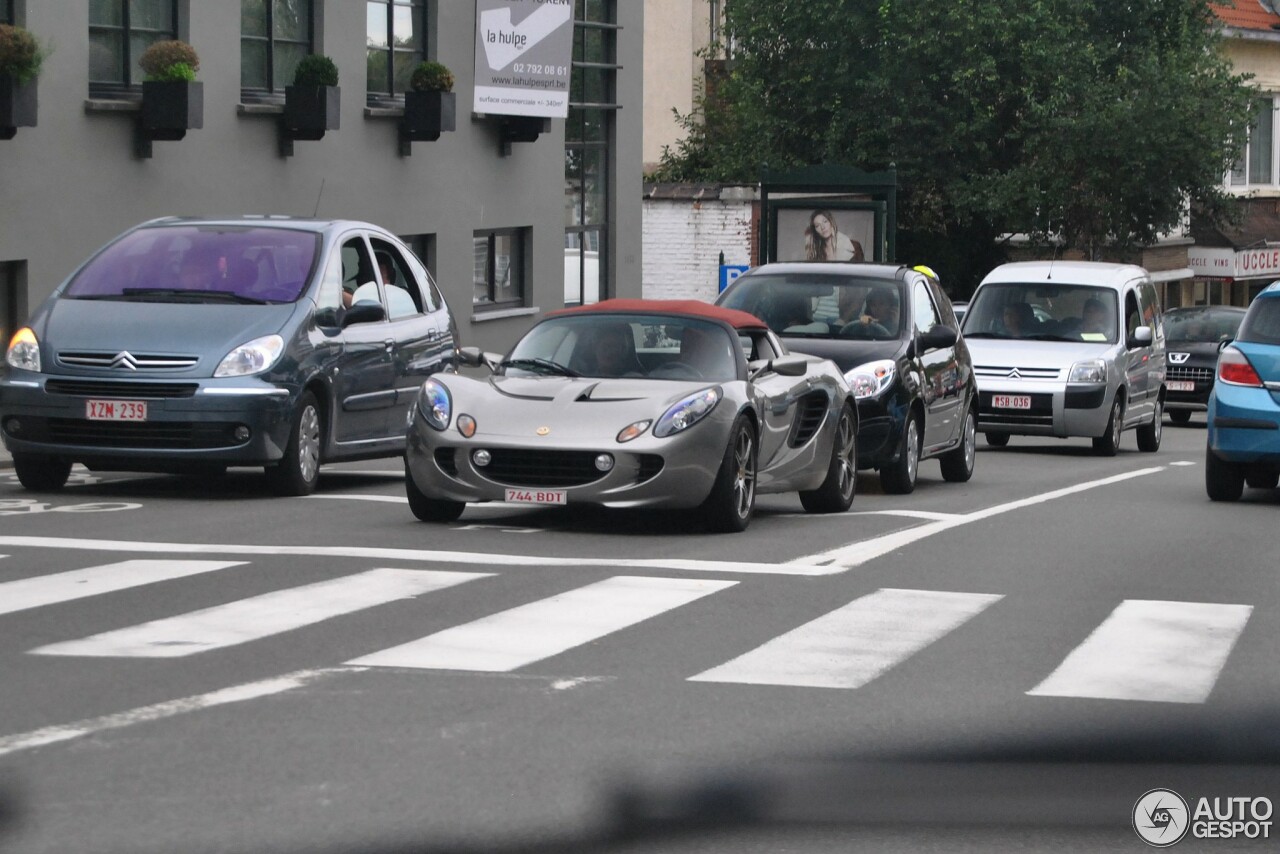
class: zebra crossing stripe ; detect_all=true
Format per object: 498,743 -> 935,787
1027,599 -> 1252,703
0,560 -> 247,617
29,568 -> 488,658
349,575 -> 736,672
689,588 -> 1003,689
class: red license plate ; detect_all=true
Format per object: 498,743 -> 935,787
505,488 -> 567,506
992,395 -> 1032,410
86,399 -> 147,421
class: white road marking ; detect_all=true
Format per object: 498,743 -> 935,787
306,494 -> 407,504
0,536 -> 838,576
1170,460 -> 1196,467
689,588 -> 1002,689
1027,600 -> 1252,703
350,575 -> 736,672
30,569 -> 487,658
0,667 -> 363,757
0,560 -> 246,617
791,467 -> 1167,569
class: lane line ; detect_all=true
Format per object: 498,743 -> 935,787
689,588 -> 1002,689
350,575 -> 736,672
0,560 -> 247,617
790,466 -> 1167,569
0,667 -> 363,758
29,569 -> 488,658
1027,599 -> 1252,703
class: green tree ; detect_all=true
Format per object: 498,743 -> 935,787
653,0 -> 1254,292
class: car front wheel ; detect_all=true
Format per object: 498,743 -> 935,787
702,415 -> 757,533
985,432 -> 1010,448
881,414 -> 920,495
1205,445 -> 1244,502
13,454 -> 72,491
265,391 -> 322,496
405,461 -> 465,522
800,403 -> 856,513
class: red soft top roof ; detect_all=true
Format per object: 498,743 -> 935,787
548,299 -> 768,331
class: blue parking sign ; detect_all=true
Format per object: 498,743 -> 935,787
719,265 -> 749,292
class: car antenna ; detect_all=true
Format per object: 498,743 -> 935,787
1047,241 -> 1058,280
311,179 -> 326,218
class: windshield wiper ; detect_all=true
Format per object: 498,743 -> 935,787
963,331 -> 1011,339
499,357 -> 580,377
119,288 -> 269,305
1024,333 -> 1082,342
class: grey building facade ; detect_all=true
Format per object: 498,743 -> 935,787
1,0 -> 642,353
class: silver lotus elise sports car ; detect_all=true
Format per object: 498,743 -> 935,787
404,299 -> 858,532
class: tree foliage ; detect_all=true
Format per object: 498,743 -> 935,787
652,0 -> 1255,291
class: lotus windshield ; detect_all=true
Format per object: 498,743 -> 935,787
1164,307 -> 1244,344
64,225 -> 321,304
963,283 -> 1119,344
505,314 -> 740,382
720,273 -> 905,341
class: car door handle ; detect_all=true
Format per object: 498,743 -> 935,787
384,339 -> 395,352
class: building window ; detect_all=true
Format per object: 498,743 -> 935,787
1231,96 -> 1276,187
3,1 -> 15,26
89,0 -> 179,97
241,0 -> 313,99
366,0 -> 425,104
564,0 -> 618,306
474,229 -> 527,309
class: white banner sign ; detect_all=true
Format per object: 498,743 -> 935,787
1188,245 -> 1280,280
474,0 -> 574,119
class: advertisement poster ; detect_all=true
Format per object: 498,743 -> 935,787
474,0 -> 575,118
775,207 -> 877,263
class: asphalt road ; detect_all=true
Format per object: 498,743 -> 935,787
1,418 -> 1278,853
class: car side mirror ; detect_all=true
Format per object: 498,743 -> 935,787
340,301 -> 385,327
1128,325 -> 1153,348
769,354 -> 808,376
457,345 -> 501,372
919,324 -> 958,351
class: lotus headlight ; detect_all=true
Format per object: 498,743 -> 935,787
845,360 -> 896,399
417,379 -> 452,431
654,388 -> 720,438
1069,359 -> 1107,384
5,327 -> 40,372
213,334 -> 285,378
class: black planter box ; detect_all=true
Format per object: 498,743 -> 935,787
141,80 -> 203,140
284,85 -> 340,140
402,90 -> 456,142
0,74 -> 37,140
500,115 -> 550,144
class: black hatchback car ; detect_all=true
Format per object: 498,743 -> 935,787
1,216 -> 458,494
1162,305 -> 1247,424
717,263 -> 976,493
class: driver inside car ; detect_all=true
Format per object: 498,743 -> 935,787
847,288 -> 899,336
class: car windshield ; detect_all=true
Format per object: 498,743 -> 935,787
64,225 -> 320,304
504,314 -> 740,382
1164,307 -> 1244,343
1236,297 -> 1280,346
720,273 -> 905,341
963,282 -> 1119,343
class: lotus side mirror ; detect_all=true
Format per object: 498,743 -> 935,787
457,345 -> 501,372
769,354 -> 808,377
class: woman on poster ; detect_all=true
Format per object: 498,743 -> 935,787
804,209 -> 865,262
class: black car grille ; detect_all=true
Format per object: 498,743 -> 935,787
635,454 -> 664,484
1167,365 -> 1214,383
978,391 -> 1054,427
789,392 -> 829,447
434,447 -> 458,477
44,379 -> 200,399
479,449 -> 606,488
31,417 -> 241,449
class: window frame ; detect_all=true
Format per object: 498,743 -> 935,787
1229,95 -> 1278,189
365,0 -> 427,106
89,0 -> 180,98
3,0 -> 15,26
240,0 -> 316,102
473,228 -> 528,311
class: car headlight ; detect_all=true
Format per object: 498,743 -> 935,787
654,388 -> 720,438
617,419 -> 652,443
213,335 -> 285,378
845,360 -> 896,399
6,327 -> 40,372
417,379 -> 452,431
1068,359 -> 1107,383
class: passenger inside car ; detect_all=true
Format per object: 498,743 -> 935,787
1001,302 -> 1036,337
574,324 -> 644,378
678,326 -> 736,380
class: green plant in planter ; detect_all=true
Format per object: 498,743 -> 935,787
0,24 -> 45,84
139,40 -> 200,82
410,61 -> 454,93
293,54 -> 338,88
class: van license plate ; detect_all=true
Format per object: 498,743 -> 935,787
1167,381 -> 1195,392
505,488 -> 567,506
86,399 -> 147,421
992,395 -> 1032,410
